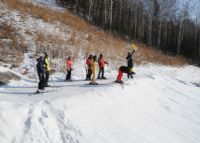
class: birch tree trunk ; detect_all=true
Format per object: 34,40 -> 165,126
134,7 -> 138,39
109,0 -> 113,31
104,0 -> 107,25
148,14 -> 153,45
194,19 -> 198,52
118,0 -> 122,28
89,0 -> 93,21
177,19 -> 183,54
157,20 -> 162,49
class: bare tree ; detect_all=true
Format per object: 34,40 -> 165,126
56,0 -> 200,65
109,0 -> 113,31
89,0 -> 93,20
177,2 -> 189,54
104,0 -> 108,25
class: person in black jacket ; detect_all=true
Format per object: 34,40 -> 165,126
36,56 -> 46,92
126,50 -> 135,78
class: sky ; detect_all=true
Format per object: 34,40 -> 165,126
178,0 -> 200,19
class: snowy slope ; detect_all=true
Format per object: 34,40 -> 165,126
0,64 -> 200,143
33,0 -> 56,5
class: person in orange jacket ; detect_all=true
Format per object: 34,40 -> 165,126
66,56 -> 73,81
97,54 -> 108,79
85,55 -> 93,80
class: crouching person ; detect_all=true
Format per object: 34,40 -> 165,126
115,66 -> 135,84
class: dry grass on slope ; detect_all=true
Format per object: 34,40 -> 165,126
6,0 -> 188,67
134,43 -> 188,66
0,23 -> 25,66
7,0 -> 92,31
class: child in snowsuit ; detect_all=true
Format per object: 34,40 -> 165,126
90,55 -> 98,84
126,50 -> 135,78
115,66 -> 135,84
86,55 -> 93,80
44,53 -> 50,86
36,56 -> 46,91
97,54 -> 108,79
66,56 -> 73,81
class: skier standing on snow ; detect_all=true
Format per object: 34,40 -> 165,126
44,53 -> 50,86
66,56 -> 73,81
90,55 -> 98,84
85,55 -> 93,80
36,56 -> 46,92
126,50 -> 135,79
97,54 -> 108,79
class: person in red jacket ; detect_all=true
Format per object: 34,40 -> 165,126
85,55 -> 93,80
97,54 -> 108,79
66,56 -> 73,81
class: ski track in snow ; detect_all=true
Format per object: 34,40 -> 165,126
0,64 -> 200,143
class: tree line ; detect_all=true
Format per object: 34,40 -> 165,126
55,0 -> 200,66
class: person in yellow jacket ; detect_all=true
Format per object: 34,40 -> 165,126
90,55 -> 98,85
44,53 -> 50,87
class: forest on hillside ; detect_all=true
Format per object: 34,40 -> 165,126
55,0 -> 200,66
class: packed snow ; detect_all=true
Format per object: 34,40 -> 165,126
33,0 -> 56,6
0,63 -> 200,143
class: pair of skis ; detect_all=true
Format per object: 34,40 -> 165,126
30,85 -> 59,96
31,78 -> 126,95
86,80 -> 125,88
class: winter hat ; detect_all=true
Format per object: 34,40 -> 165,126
45,52 -> 48,57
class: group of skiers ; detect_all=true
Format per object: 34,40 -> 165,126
84,54 -> 109,85
36,48 -> 136,92
64,54 -> 109,85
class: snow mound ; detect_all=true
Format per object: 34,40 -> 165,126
0,66 -> 21,84
33,0 -> 56,5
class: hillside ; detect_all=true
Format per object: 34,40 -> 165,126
1,0 -> 187,75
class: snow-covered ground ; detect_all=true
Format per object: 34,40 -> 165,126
34,0 -> 56,5
0,63 -> 200,143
